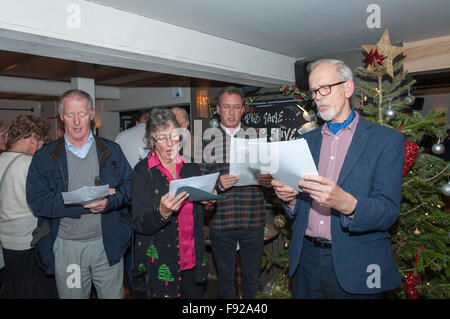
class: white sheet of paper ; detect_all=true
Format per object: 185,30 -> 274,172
62,184 -> 110,205
168,172 -> 220,196
229,137 -> 267,186
248,138 -> 318,191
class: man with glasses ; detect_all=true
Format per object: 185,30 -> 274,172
26,89 -> 132,299
272,59 -> 404,298
199,86 -> 272,299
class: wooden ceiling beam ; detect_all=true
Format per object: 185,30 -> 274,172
72,62 -> 95,78
121,74 -> 182,87
95,69 -> 147,82
0,54 -> 40,72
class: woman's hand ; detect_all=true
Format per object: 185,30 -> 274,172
159,191 -> 189,219
201,189 -> 218,208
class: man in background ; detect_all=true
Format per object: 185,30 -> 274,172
115,110 -> 150,169
200,86 -> 272,298
171,106 -> 196,162
171,106 -> 190,130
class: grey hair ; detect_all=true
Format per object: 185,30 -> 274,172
145,107 -> 180,149
307,59 -> 353,82
59,89 -> 94,115
218,86 -> 245,102
0,119 -> 8,133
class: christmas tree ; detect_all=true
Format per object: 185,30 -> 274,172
158,264 -> 174,286
146,244 -> 159,263
357,28 -> 449,299
258,29 -> 449,299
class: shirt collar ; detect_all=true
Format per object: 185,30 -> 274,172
64,131 -> 94,151
147,151 -> 187,169
220,123 -> 241,137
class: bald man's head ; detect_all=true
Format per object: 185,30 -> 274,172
171,107 -> 190,129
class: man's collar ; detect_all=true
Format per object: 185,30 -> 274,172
220,123 -> 241,137
64,131 -> 94,150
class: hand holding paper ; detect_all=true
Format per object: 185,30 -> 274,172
257,174 -> 273,188
219,174 -> 239,190
201,189 -> 218,207
299,175 -> 357,216
159,191 -> 189,219
83,197 -> 108,214
271,179 -> 299,205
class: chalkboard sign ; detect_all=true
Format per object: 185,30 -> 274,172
242,99 -> 308,141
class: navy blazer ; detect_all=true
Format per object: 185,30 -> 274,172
288,115 -> 404,294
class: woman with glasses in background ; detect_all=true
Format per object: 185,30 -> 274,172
0,115 -> 57,299
130,108 -> 213,299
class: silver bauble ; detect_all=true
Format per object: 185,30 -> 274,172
431,143 -> 445,155
405,95 -> 415,105
442,182 -> 450,196
385,108 -> 396,118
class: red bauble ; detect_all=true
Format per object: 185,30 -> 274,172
404,271 -> 421,299
403,141 -> 419,177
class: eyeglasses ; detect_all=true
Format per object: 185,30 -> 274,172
220,104 -> 243,111
152,134 -> 181,145
307,80 -> 347,99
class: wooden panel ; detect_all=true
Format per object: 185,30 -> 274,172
404,35 -> 450,73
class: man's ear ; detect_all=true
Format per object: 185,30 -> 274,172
29,132 -> 36,144
344,80 -> 355,99
90,109 -> 96,121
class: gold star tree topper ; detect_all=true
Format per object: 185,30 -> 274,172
362,28 -> 404,78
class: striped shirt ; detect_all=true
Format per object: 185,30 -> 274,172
199,125 -> 265,231
305,112 -> 359,240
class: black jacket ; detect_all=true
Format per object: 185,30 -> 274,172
131,158 -> 207,299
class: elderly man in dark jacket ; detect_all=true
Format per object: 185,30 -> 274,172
26,89 -> 132,299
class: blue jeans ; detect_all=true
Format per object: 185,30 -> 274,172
291,237 -> 382,299
210,227 -> 264,299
